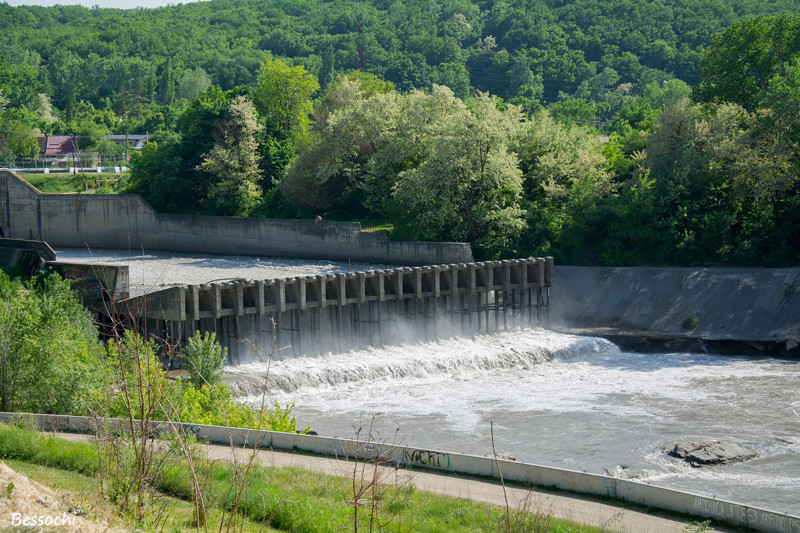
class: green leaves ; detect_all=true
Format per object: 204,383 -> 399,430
393,92 -> 526,244
0,270 -> 103,415
181,331 -> 227,390
254,57 -> 319,146
200,95 -> 264,216
695,14 -> 800,112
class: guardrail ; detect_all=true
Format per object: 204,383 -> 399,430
1,412 -> 797,533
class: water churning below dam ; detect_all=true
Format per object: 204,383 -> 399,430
228,329 -> 800,517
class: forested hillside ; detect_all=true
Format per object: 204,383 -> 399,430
1,0 -> 796,123
1,0 -> 799,266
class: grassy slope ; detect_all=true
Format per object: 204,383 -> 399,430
21,173 -> 123,194
0,424 -> 600,533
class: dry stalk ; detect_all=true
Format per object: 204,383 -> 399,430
491,421 -> 512,533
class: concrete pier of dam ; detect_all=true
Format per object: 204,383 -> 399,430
115,257 -> 555,364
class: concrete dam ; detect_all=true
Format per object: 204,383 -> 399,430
118,257 -> 554,364
0,170 -> 554,362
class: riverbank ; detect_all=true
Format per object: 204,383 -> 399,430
550,266 -> 800,357
52,432 -> 731,533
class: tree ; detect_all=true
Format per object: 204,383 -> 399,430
641,79 -> 691,110
393,91 -> 526,249
0,270 -> 103,415
127,140 -> 186,212
46,48 -> 82,120
431,62 -> 473,100
283,83 -> 465,217
198,95 -> 264,216
254,57 -> 319,146
5,120 -> 40,160
73,117 -> 108,151
516,110 -> 614,263
319,44 -> 336,91
156,57 -> 175,106
633,101 -> 748,263
177,67 -> 212,101
694,14 -> 800,111
547,97 -> 597,127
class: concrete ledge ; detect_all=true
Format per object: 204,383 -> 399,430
0,237 -> 56,275
553,327 -> 800,357
1,412 -> 797,533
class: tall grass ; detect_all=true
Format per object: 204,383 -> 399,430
0,422 -> 605,532
0,422 -> 98,475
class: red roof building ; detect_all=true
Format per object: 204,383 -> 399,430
40,135 -> 78,156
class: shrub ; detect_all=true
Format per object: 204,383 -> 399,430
0,269 -> 104,415
682,313 -> 699,330
182,331 -> 227,389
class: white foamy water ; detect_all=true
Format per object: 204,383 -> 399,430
55,248 -> 397,296
228,329 -> 800,516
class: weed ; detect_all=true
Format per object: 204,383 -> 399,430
343,417 -> 402,532
682,519 -> 712,532
600,510 -> 625,532
682,314 -> 699,330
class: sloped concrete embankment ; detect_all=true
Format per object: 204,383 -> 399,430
550,266 -> 800,356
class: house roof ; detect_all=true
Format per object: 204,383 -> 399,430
0,135 -> 79,157
105,134 -> 149,150
43,135 -> 77,155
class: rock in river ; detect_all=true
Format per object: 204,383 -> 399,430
667,440 -> 757,467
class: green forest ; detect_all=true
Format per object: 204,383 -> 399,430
1,0 -> 799,266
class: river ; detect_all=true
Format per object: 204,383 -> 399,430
227,329 -> 800,516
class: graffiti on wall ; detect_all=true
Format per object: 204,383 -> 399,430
693,496 -> 800,532
404,449 -> 449,469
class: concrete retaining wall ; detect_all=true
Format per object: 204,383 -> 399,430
0,238 -> 56,274
44,261 -> 130,309
2,412 -> 797,533
551,266 -> 800,354
0,170 -> 473,266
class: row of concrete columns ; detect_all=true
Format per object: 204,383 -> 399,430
120,257 -> 554,364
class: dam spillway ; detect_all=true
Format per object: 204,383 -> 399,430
115,257 -> 554,364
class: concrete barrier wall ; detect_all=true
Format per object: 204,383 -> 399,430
2,412 -> 798,533
551,266 -> 800,349
44,261 -> 130,308
0,238 -> 56,274
0,170 -> 473,266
